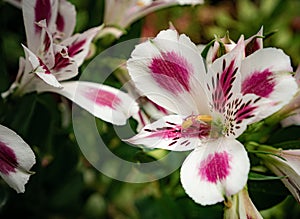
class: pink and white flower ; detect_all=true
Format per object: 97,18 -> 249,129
3,0 -> 139,125
0,125 -> 35,193
15,0 -> 99,93
104,0 -> 204,31
126,29 -> 297,205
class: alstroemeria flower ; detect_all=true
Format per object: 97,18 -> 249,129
261,149 -> 300,202
12,0 -> 101,93
126,29 -> 297,205
224,187 -> 263,219
0,125 -> 35,193
3,0 -> 100,95
104,0 -> 204,31
2,0 -> 139,125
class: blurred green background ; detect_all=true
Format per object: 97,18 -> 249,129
0,0 -> 300,218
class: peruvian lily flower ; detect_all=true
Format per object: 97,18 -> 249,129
224,187 -> 263,219
260,149 -> 300,203
4,0 -> 99,95
126,29 -> 297,205
104,0 -> 204,31
0,125 -> 35,193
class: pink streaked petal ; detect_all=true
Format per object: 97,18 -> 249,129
51,44 -> 78,81
241,48 -> 293,88
36,20 -> 55,67
258,72 -> 297,119
55,0 -> 76,40
223,94 -> 265,138
126,115 -> 200,151
22,45 -> 62,88
132,110 -> 151,132
22,0 -> 58,52
0,125 -> 35,193
61,27 -> 100,67
180,138 -> 250,205
38,81 -> 139,125
206,37 -> 244,113
127,29 -> 209,116
241,49 -> 297,119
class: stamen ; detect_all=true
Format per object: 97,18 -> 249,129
181,115 -> 213,139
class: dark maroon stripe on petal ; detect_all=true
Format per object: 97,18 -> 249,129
242,69 -> 275,98
43,31 -> 51,52
235,105 -> 257,122
52,49 -> 72,71
83,88 -> 121,109
38,58 -> 51,74
199,151 -> 231,183
68,40 -> 86,58
0,141 -> 18,174
56,12 -> 65,32
148,99 -> 168,114
149,51 -> 192,94
35,0 -> 52,33
245,37 -> 262,57
224,96 -> 259,136
212,59 -> 238,113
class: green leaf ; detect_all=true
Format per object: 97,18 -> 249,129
200,39 -> 215,60
274,140 -> 300,150
248,172 -> 286,181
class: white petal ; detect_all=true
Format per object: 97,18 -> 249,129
0,125 -> 35,193
176,0 -> 204,5
264,155 -> 300,203
244,26 -> 263,56
180,138 -> 250,205
281,150 -> 300,176
127,29 -> 209,116
241,48 -> 293,84
238,189 -> 263,219
241,48 -> 298,119
37,81 -> 139,125
126,115 -> 201,151
206,37 -> 244,114
281,112 -> 300,127
61,27 -> 100,67
22,45 -> 62,88
51,44 -> 78,81
56,0 -> 76,40
22,0 -> 58,52
223,93 -> 268,138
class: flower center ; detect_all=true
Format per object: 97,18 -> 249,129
181,115 -> 223,139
